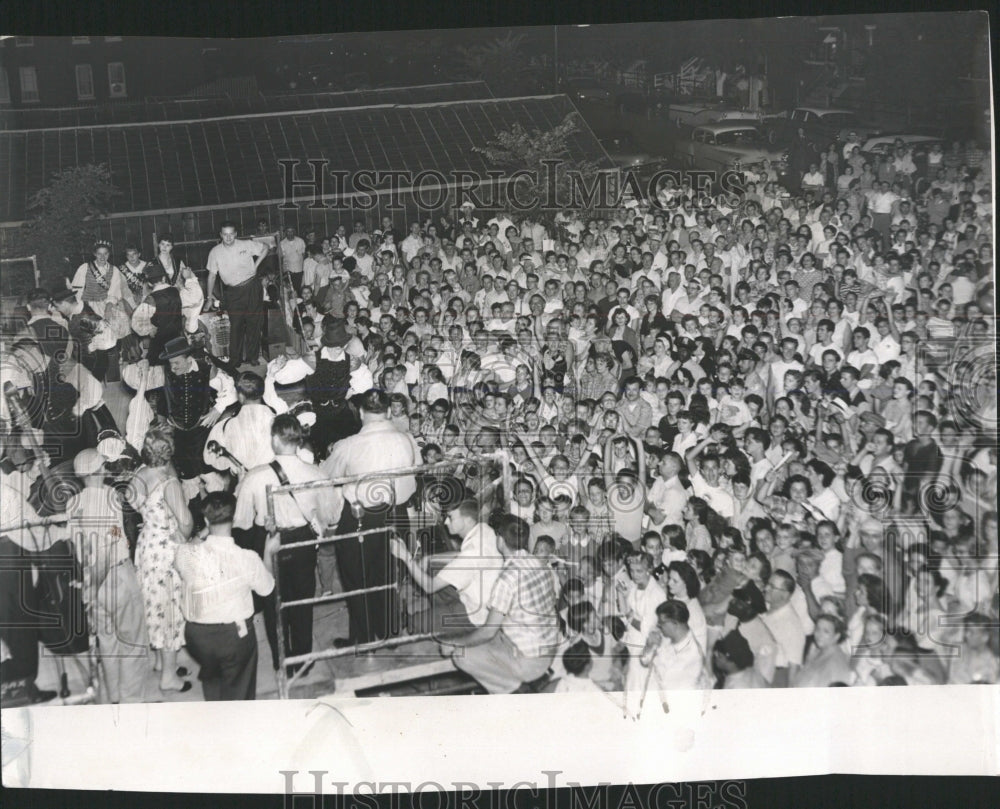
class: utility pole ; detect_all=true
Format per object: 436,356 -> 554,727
553,25 -> 559,92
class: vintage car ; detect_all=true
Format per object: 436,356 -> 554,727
858,134 -> 943,159
667,101 -> 763,129
764,106 -> 883,146
599,131 -> 664,169
561,77 -> 647,114
674,123 -> 788,176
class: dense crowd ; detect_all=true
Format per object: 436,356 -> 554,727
0,135 -> 996,709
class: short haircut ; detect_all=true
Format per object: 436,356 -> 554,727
271,414 -> 304,446
236,371 -> 265,401
202,491 -> 237,526
656,599 -> 690,625
358,389 -> 390,414
495,514 -> 531,552
450,499 -> 480,522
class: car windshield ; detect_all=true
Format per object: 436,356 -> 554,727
818,112 -> 858,126
715,129 -> 762,145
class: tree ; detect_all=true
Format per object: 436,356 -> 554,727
472,113 -> 605,224
455,32 -> 544,96
12,164 -> 120,289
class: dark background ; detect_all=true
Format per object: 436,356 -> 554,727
2,0 -> 997,807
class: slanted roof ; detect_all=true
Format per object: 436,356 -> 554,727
0,82 -> 495,131
0,94 -> 611,224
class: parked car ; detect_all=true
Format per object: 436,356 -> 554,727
599,132 -> 664,169
764,106 -> 883,147
858,134 -> 943,159
674,123 -> 788,177
667,101 -> 762,129
562,77 -> 647,114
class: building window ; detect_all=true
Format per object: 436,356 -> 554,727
105,36 -> 122,42
76,64 -> 95,100
14,37 -> 34,47
72,36 -> 91,45
19,67 -> 39,103
0,68 -> 10,104
108,62 -> 127,97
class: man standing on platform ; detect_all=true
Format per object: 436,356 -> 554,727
205,221 -> 270,366
233,416 -> 340,675
322,390 -> 419,647
279,226 -> 307,295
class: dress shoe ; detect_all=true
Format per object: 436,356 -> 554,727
25,681 -> 58,704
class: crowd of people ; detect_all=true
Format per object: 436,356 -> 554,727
0,133 -> 996,709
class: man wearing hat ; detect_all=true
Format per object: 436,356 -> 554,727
456,201 -> 479,231
52,286 -> 111,382
22,288 -> 70,363
66,448 -> 151,703
130,262 -> 185,367
156,336 -> 218,479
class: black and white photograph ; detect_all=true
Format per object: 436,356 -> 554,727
0,5 -> 996,796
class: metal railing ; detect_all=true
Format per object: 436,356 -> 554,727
264,451 -> 511,698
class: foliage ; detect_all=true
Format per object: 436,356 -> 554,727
11,164 -> 120,290
472,113 -> 605,223
455,32 -> 543,95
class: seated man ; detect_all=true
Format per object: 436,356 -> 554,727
390,500 -> 503,637
439,514 -> 559,694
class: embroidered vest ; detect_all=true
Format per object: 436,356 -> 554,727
82,262 -> 112,303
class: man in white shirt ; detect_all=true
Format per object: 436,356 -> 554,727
632,599 -> 706,716
205,221 -> 270,365
688,453 -> 737,520
175,491 -> 275,700
322,390 -> 419,645
400,222 -> 425,265
761,570 -> 807,685
204,371 -> 276,477
279,226 -> 306,293
390,501 -> 503,636
646,452 -> 689,530
234,415 -> 340,673
845,326 -> 880,388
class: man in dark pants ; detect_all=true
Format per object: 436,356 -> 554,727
205,220 -> 270,366
175,492 -> 275,700
0,454 -> 57,706
322,390 -> 418,646
233,416 -> 341,674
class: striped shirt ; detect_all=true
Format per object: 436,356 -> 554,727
488,550 -> 559,658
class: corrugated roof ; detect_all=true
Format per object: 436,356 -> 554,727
0,82 -> 495,131
0,95 -> 611,223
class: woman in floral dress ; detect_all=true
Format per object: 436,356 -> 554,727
128,426 -> 194,692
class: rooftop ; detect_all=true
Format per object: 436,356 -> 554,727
0,93 -> 612,225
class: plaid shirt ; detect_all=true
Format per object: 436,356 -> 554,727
579,370 -> 619,402
488,550 -> 559,658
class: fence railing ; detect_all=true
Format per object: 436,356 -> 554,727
265,451 -> 511,698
